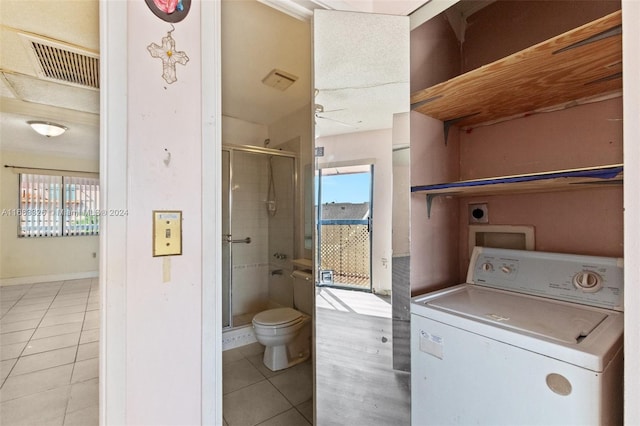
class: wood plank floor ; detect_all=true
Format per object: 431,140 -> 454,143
315,289 -> 410,425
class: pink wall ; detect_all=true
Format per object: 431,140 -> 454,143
456,1 -> 624,278
410,12 -> 462,295
455,99 -> 623,280
410,14 -> 460,93
410,112 -> 460,295
459,99 -> 623,179
410,2 -> 623,292
463,0 -> 621,72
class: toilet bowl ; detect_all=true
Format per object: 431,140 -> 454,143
252,269 -> 313,371
252,307 -> 311,371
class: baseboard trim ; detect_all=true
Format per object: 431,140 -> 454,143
222,325 -> 257,351
0,271 -> 99,287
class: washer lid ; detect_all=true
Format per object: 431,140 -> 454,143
427,286 -> 608,344
253,307 -> 303,326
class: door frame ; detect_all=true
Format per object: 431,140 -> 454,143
99,1 -> 222,424
316,162 -> 374,292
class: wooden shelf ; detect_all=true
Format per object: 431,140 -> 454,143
412,164 -> 623,218
412,164 -> 622,197
411,10 -> 622,128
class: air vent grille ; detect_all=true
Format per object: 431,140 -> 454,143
28,39 -> 99,89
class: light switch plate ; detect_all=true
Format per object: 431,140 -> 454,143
153,211 -> 182,256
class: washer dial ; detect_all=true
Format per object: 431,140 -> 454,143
572,271 -> 603,293
481,262 -> 494,272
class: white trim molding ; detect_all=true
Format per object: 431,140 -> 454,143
0,271 -> 98,287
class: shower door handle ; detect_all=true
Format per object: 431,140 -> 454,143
224,234 -> 251,244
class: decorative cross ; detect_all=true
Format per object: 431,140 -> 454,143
147,30 -> 189,84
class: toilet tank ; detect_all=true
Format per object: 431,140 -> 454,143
292,270 -> 313,315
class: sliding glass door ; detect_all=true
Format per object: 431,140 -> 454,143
316,164 -> 373,292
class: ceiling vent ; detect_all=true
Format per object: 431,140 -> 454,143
20,34 -> 99,90
262,69 -> 298,91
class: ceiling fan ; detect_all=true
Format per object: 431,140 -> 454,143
314,103 -> 358,128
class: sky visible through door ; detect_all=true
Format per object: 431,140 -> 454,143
317,170 -> 370,203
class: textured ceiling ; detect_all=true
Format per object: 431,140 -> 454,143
0,0 -> 441,160
314,9 -> 410,138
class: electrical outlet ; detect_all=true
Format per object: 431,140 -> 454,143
469,203 -> 489,224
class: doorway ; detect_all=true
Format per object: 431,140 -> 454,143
221,145 -> 297,330
316,164 -> 373,292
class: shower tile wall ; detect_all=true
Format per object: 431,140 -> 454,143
268,157 -> 295,308
232,153 -> 270,323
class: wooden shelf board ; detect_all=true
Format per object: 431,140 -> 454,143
411,165 -> 623,197
411,10 -> 622,128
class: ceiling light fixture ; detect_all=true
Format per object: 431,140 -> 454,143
27,121 -> 68,137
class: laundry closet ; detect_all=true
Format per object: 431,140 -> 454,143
409,0 -> 623,294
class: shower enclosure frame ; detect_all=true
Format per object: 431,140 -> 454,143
222,144 -> 298,330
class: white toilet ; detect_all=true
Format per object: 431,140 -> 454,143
252,270 -> 313,371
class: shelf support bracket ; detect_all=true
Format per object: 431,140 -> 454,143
443,113 -> 480,145
553,24 -> 621,54
425,194 -> 436,219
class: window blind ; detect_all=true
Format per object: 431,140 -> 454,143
19,173 -> 100,237
19,174 -> 62,237
63,176 -> 100,236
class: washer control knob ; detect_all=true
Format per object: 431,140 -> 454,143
573,271 -> 603,293
500,266 -> 512,274
481,262 -> 494,272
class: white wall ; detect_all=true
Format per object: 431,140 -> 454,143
392,112 -> 410,257
0,150 -> 99,284
316,128 -> 393,293
269,103 -> 313,259
222,115 -> 268,146
101,0 -> 219,424
623,1 -> 640,423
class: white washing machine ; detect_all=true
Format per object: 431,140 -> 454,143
411,247 -> 624,425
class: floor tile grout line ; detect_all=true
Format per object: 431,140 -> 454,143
0,283 -> 35,321
0,361 -> 77,401
0,282 -> 63,387
225,376 -> 269,398
267,372 -> 309,410
293,405 -> 312,425
251,405 -> 301,426
61,382 -> 74,426
63,278 -> 92,395
12,333 -> 82,359
223,350 -> 312,426
0,279 -> 94,392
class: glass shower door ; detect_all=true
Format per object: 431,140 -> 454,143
222,149 -> 231,329
221,146 -> 297,329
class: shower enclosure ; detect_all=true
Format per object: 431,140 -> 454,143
222,145 -> 297,329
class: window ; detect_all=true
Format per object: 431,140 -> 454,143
19,173 -> 100,237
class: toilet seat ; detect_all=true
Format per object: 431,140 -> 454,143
253,307 -> 303,327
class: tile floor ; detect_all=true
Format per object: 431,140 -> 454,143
0,278 -> 99,426
223,342 -> 313,426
